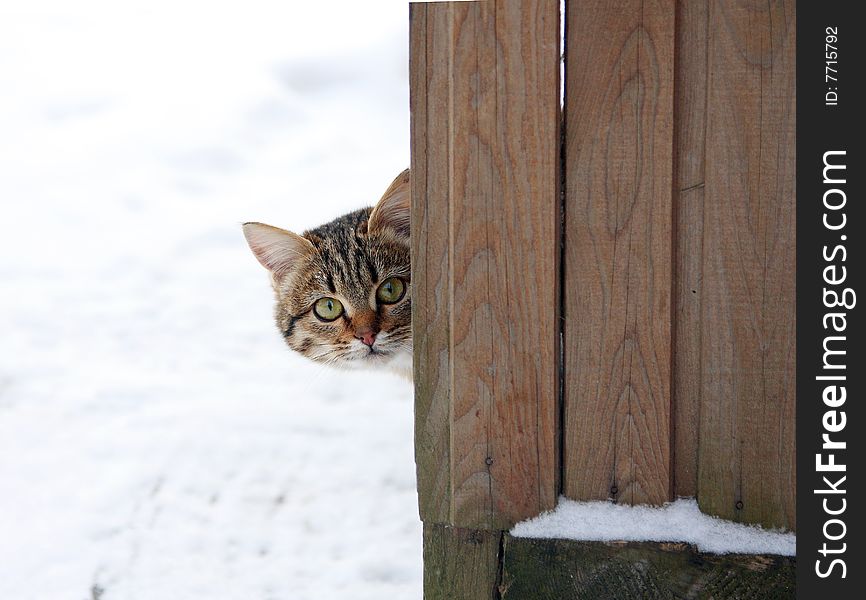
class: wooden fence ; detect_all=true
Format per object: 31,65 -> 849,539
409,0 -> 795,596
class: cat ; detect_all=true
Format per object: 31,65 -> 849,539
242,169 -> 412,380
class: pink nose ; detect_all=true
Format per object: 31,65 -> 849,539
356,331 -> 377,347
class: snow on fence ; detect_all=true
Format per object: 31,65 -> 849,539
409,0 -> 795,597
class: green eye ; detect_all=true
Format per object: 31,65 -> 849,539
313,297 -> 344,321
376,277 -> 406,304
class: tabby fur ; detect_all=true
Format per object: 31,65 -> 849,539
243,169 -> 412,379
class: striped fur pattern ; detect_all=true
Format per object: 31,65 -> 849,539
243,170 -> 412,379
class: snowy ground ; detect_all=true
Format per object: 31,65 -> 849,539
0,2 -> 420,599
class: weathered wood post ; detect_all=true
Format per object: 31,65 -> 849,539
410,0 -> 560,597
411,0 -> 796,597
561,0 -> 795,529
562,0 -> 676,507
686,0 -> 796,529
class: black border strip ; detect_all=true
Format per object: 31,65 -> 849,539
797,2 -> 864,597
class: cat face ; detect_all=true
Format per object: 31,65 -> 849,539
243,170 -> 412,377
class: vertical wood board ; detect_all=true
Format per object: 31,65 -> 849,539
411,0 -> 560,530
672,0 -> 709,499
697,0 -> 796,530
563,0 -> 676,506
411,1 -> 454,524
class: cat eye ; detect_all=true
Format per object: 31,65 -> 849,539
376,277 -> 406,304
313,297 -> 344,321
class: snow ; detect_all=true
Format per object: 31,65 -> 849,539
511,497 -> 796,556
0,1 -> 419,599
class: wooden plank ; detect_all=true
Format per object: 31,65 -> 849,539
450,0 -> 559,530
410,0 -> 453,524
501,537 -> 796,599
447,0 -> 496,529
672,0 -> 708,499
423,523 -> 501,600
563,0 -> 675,505
697,0 -> 796,530
411,0 -> 560,530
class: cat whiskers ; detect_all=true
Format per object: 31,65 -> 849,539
311,344 -> 384,371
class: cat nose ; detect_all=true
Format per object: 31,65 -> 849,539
355,329 -> 377,347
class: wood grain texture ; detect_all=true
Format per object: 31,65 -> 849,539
411,0 -> 560,530
501,537 -> 795,599
697,0 -> 796,530
423,523 -> 502,600
411,0 -> 453,524
672,0 -> 708,499
563,0 -> 675,505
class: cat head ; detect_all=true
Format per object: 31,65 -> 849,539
243,169 -> 411,375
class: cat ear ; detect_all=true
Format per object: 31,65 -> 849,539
368,168 -> 410,238
242,222 -> 315,281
